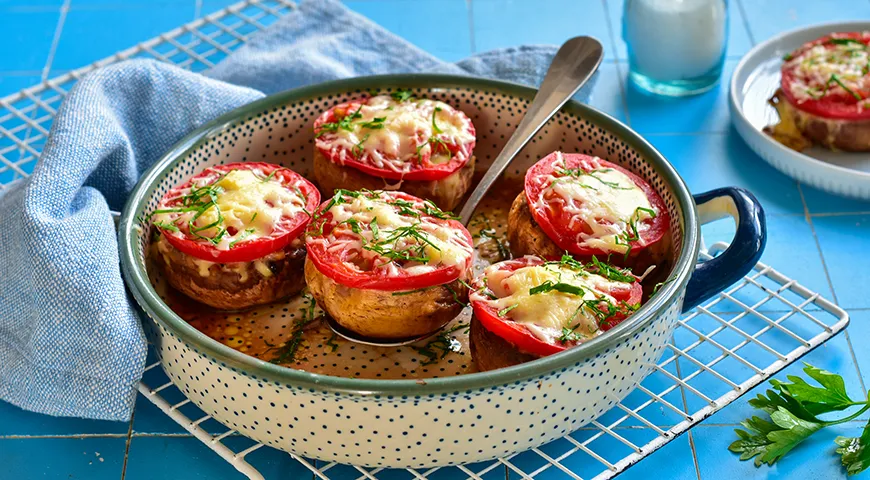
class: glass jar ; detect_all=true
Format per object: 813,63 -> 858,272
623,0 -> 728,96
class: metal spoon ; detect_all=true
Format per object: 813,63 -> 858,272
458,35 -> 604,225
326,36 -> 604,347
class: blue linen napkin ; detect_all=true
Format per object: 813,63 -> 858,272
0,0 -> 590,421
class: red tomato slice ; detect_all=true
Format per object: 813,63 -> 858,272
305,190 -> 474,291
470,256 -> 642,357
154,162 -> 320,263
781,32 -> 870,120
524,152 -> 669,261
313,97 -> 476,182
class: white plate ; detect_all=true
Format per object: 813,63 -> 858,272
730,21 -> 870,199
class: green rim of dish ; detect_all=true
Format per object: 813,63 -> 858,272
118,73 -> 700,397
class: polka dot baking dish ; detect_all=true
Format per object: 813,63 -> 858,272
118,74 -> 767,469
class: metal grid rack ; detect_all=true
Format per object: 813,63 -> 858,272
0,1 -> 850,478
135,243 -> 848,480
0,0 -> 295,188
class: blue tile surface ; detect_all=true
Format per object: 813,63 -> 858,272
0,437 -> 126,479
0,74 -> 42,97
52,4 -> 195,70
813,214 -> 870,309
1,0 -> 869,479
472,0 -> 615,59
646,132 -> 804,215
625,61 -> 737,134
344,0 -> 473,62
0,9 -> 60,71
740,0 -> 870,45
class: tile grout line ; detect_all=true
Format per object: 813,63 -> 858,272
466,0 -> 476,55
41,0 -> 70,82
15,0 -> 69,174
734,0 -> 756,47
796,182 -> 867,397
120,411 -> 135,480
599,0 -> 632,127
670,345 -> 703,480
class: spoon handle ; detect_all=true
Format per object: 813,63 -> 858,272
458,36 -> 604,225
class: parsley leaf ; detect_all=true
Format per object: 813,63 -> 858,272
731,363 -> 870,475
730,407 -> 825,466
835,423 -> 870,476
529,280 -> 584,296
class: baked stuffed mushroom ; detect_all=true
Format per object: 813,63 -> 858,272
469,255 -> 643,371
304,189 -> 474,339
313,92 -> 476,211
766,32 -> 870,151
508,152 -> 669,274
150,162 -> 320,310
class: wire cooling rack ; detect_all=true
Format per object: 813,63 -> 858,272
136,242 -> 849,480
0,0 -> 294,188
0,1 -> 850,478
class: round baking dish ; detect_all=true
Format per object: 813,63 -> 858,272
119,74 -> 766,468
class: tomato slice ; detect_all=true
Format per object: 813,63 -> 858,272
313,96 -> 476,182
305,190 -> 474,291
470,256 -> 643,357
524,152 -> 669,260
780,32 -> 870,120
153,162 -> 320,263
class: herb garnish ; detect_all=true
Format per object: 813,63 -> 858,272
829,38 -> 866,47
315,105 -> 363,137
588,255 -> 635,283
390,89 -> 414,102
352,133 -> 370,158
614,207 -> 657,259
268,291 -> 319,364
391,287 -> 432,296
529,280 -> 585,296
325,333 -> 339,352
431,107 -> 443,134
497,304 -> 519,317
359,117 -> 386,129
556,167 -> 633,190
411,322 -> 468,366
730,363 -> 870,476
469,213 -> 509,261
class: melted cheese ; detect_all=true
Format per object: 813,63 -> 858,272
532,153 -> 654,253
785,35 -> 870,108
154,168 -> 306,251
308,191 -> 473,277
481,261 -> 621,344
315,95 -> 474,176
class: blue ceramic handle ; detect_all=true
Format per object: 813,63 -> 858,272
682,187 -> 767,313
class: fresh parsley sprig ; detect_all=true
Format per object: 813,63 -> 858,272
730,363 -> 870,475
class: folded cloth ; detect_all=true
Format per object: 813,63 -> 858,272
0,0 -> 586,421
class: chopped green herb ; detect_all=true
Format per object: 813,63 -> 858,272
325,333 -> 339,353
589,256 -> 635,283
497,304 -> 519,317
782,53 -> 794,61
556,167 -> 633,190
391,287 -> 432,296
153,221 -> 180,233
228,228 -> 256,248
831,74 -> 864,100
558,326 -> 584,344
829,38 -> 866,47
359,117 -> 386,129
446,284 -> 469,308
352,133 -> 370,158
268,292 -> 319,364
315,105 -> 363,137
411,323 -> 468,366
431,107 -> 443,134
390,89 -> 414,102
529,280 -> 585,296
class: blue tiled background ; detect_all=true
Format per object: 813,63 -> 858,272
1,0 -> 869,478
